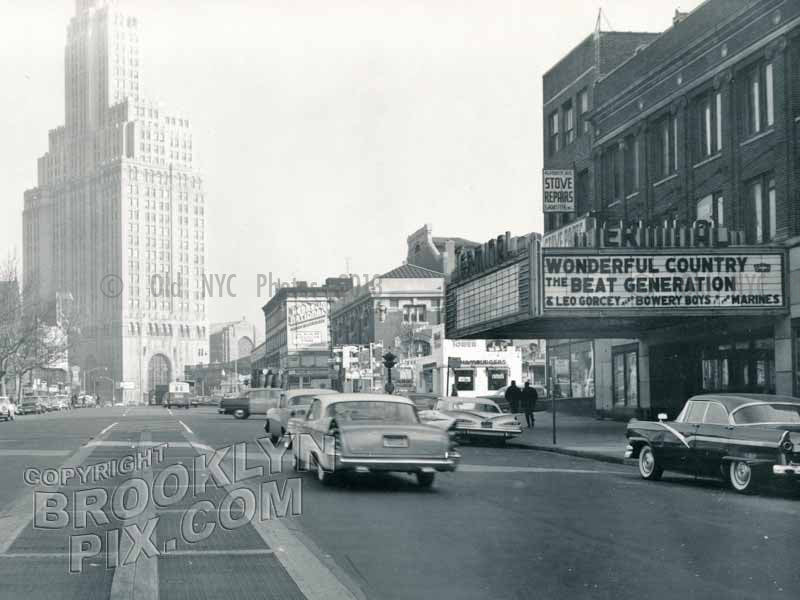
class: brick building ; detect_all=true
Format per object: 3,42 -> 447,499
447,1 -> 800,420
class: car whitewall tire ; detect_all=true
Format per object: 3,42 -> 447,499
638,444 -> 663,481
729,460 -> 757,494
233,409 -> 248,420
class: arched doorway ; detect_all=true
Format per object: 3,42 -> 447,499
147,354 -> 171,393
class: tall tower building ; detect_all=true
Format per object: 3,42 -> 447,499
23,0 -> 209,403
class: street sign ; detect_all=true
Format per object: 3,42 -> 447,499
543,169 -> 575,213
118,381 -> 135,390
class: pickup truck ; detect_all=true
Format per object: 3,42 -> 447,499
221,388 -> 282,419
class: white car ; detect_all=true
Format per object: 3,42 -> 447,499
0,397 -> 16,421
266,388 -> 340,444
419,397 -> 522,443
291,393 -> 459,487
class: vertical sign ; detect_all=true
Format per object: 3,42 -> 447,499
542,170 -> 575,213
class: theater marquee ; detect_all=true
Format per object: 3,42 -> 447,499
543,250 -> 785,312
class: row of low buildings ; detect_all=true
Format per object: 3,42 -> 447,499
445,0 -> 800,419
243,224 -> 546,398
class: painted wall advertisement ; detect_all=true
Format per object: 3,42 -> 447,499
543,251 -> 785,311
287,300 -> 329,350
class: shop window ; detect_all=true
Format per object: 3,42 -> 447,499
612,346 -> 638,408
549,340 -> 594,399
453,369 -> 475,392
487,368 -> 508,391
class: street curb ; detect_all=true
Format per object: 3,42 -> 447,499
508,441 -> 636,467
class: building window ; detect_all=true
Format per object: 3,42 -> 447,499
403,304 -> 426,323
749,174 -> 776,243
563,99 -> 575,145
602,144 -> 621,205
623,135 -> 639,195
654,114 -> 677,180
612,346 -> 638,408
696,191 -> 724,225
578,88 -> 590,134
744,62 -> 774,136
698,91 -> 722,158
486,368 -> 508,391
453,369 -> 475,392
548,110 -> 560,155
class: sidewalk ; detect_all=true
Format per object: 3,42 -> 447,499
509,412 -> 635,465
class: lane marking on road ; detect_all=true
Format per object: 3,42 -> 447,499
167,408 -> 173,416
179,428 -> 363,600
0,450 -> 72,457
178,420 -> 193,434
109,430 -> 158,600
458,464 -> 628,475
0,549 -> 276,559
99,422 -> 118,436
0,422 -> 117,555
84,440 -> 213,450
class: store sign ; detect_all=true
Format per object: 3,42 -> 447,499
543,251 -> 785,311
287,301 -> 328,327
542,170 -> 575,213
543,217 -> 596,248
460,359 -> 507,366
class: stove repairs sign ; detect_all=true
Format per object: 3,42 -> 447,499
542,251 -> 785,311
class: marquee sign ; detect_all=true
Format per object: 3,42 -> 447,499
543,250 -> 785,312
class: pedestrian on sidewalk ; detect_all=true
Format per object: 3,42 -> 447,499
505,381 -> 521,415
521,381 -> 538,428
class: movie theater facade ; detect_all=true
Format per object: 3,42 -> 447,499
445,225 -> 795,420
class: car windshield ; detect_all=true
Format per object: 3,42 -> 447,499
289,394 -> 317,406
328,401 -> 419,424
453,402 -> 500,413
733,403 -> 800,425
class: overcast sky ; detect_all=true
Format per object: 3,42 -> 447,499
0,0 -> 704,339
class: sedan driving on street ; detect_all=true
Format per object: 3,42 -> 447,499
626,393 -> 800,494
265,388 -> 339,444
291,393 -> 459,487
419,397 -> 522,443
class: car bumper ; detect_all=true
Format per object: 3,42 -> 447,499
772,464 -> 800,476
333,452 -> 460,474
455,426 -> 521,438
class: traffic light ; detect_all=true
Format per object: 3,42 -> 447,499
382,352 -> 397,370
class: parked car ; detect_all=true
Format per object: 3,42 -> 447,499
17,396 -> 44,415
266,388 -> 340,444
626,393 -> 800,494
0,397 -> 16,421
419,397 -> 522,443
291,393 -> 460,487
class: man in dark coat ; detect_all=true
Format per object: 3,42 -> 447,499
505,381 -> 521,415
520,381 -> 538,428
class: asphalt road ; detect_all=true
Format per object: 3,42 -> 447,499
0,405 -> 798,600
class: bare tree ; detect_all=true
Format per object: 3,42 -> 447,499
0,254 -> 82,400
